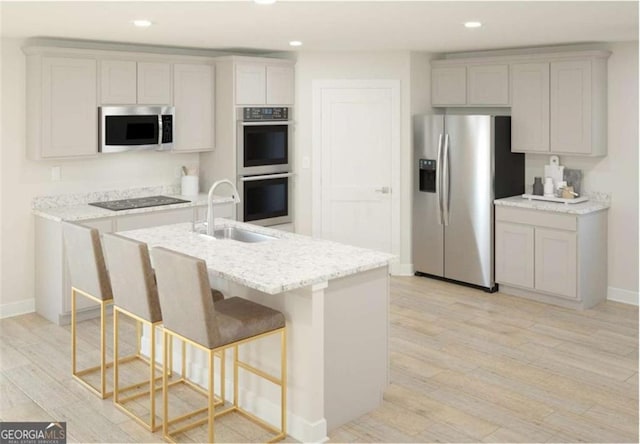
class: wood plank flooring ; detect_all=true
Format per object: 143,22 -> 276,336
1,276 -> 637,443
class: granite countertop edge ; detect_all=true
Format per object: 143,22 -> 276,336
33,194 -> 233,222
494,196 -> 611,215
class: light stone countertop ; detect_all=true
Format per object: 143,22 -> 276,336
33,191 -> 233,222
494,195 -> 610,215
118,219 -> 395,295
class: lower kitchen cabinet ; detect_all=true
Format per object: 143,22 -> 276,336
495,206 -> 607,309
35,206 -> 205,325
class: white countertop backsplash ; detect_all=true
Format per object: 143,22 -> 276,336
119,219 -> 395,295
32,185 -> 233,222
494,192 -> 611,215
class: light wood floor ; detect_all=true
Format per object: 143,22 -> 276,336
1,276 -> 638,443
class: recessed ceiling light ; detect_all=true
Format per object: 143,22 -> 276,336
464,21 -> 482,28
254,0 -> 276,4
289,41 -> 302,47
132,19 -> 153,28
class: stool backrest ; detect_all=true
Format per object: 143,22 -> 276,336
102,234 -> 162,323
62,222 -> 113,301
151,247 -> 220,348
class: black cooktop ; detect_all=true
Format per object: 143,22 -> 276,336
88,195 -> 190,211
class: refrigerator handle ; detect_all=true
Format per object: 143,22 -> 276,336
442,133 -> 450,226
436,133 -> 444,225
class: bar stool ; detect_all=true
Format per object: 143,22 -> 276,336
62,222 -> 115,399
151,247 -> 287,443
103,234 -> 227,432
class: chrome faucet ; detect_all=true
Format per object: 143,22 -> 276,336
207,179 -> 241,235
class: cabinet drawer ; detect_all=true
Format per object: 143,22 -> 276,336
116,208 -> 194,231
495,206 -> 576,231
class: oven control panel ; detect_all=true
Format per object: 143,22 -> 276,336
242,107 -> 289,121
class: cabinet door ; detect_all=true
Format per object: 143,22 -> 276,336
41,57 -> 97,158
511,63 -> 549,153
266,65 -> 294,105
495,222 -> 534,289
137,62 -> 172,104
235,63 -> 266,105
534,228 -> 577,299
173,64 -> 215,152
550,60 -> 592,154
467,64 -> 509,105
100,60 -> 136,104
431,67 -> 466,106
116,208 -> 194,231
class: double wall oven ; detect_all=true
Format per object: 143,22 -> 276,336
237,107 -> 293,226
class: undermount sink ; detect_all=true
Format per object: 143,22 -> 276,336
196,225 -> 277,243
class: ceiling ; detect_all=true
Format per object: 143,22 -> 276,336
1,1 -> 638,54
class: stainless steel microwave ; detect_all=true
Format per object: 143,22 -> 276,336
99,105 -> 174,153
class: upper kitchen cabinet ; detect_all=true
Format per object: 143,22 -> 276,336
512,55 -> 608,156
431,63 -> 509,106
467,64 -> 509,106
511,62 -> 550,153
431,66 -> 466,106
234,59 -> 294,105
549,59 -> 606,155
173,63 -> 215,152
431,48 -> 609,156
26,54 -> 98,159
100,60 -> 172,105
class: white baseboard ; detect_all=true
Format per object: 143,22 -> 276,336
0,298 -> 35,319
390,262 -> 413,276
607,286 -> 639,306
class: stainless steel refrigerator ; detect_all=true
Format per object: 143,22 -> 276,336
412,115 -> 524,292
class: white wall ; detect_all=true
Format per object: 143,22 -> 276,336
293,51 -> 414,272
524,42 -> 638,302
0,37 -> 199,313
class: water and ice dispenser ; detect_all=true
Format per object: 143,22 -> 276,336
418,158 -> 437,193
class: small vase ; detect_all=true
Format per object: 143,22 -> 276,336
532,177 -> 543,196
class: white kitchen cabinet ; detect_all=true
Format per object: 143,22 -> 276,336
235,63 -> 267,105
28,56 -> 98,159
550,60 -> 592,154
495,205 -> 607,309
534,227 -> 577,299
100,60 -> 172,105
173,63 -> 215,152
512,57 -> 607,156
137,62 -> 172,104
266,65 -> 295,105
100,60 -> 137,104
495,222 -> 534,289
234,61 -> 295,105
431,66 -> 466,106
467,64 -> 509,105
511,62 -> 550,153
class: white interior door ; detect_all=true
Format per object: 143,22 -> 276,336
313,81 -> 400,255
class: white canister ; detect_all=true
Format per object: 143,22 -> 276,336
543,177 -> 554,197
181,175 -> 199,196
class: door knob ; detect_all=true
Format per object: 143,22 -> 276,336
375,186 -> 390,194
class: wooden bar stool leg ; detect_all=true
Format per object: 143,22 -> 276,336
162,330 -> 169,440
100,300 -> 107,398
150,323 -> 157,431
71,289 -> 77,376
233,344 -> 239,408
113,308 -> 119,405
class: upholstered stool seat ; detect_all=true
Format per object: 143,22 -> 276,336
62,222 -> 116,399
151,247 -> 287,443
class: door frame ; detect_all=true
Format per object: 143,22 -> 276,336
311,79 -> 401,261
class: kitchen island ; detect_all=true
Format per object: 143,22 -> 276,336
119,219 -> 394,443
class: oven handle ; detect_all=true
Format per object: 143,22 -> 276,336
240,172 -> 294,182
240,121 -> 294,126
